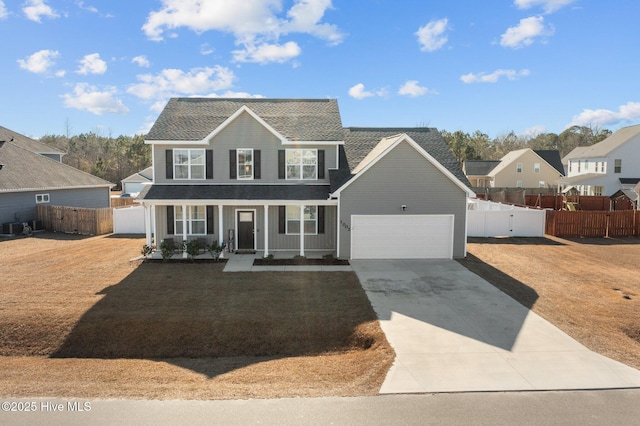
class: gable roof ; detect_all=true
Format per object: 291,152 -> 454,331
0,125 -> 65,156
533,150 -> 564,175
146,98 -> 344,142
562,124 -> 640,161
333,133 -> 474,197
342,127 -> 470,186
122,166 -> 153,183
463,160 -> 501,176
0,140 -> 112,192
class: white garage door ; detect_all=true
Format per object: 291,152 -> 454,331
351,214 -> 454,259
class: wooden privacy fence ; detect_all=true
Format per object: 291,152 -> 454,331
545,210 -> 640,238
37,205 -> 113,235
110,197 -> 136,208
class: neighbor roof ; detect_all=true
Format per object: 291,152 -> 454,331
342,127 -> 470,186
0,140 -> 111,192
0,125 -> 65,156
463,160 -> 501,176
122,166 -> 153,183
146,98 -> 344,142
533,150 -> 564,175
562,124 -> 640,160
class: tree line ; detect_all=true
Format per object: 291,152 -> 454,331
440,125 -> 612,165
39,132 -> 151,189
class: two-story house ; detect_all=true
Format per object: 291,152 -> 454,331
137,98 -> 474,260
559,124 -> 640,196
463,148 -> 564,189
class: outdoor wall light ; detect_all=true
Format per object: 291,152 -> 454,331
401,205 -> 407,211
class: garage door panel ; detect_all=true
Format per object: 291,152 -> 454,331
351,215 -> 453,259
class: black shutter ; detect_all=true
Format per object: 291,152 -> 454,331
206,150 -> 213,179
318,206 -> 325,234
254,150 -> 261,179
229,149 -> 237,179
318,150 -> 325,179
207,206 -> 214,235
167,206 -> 174,234
166,150 -> 173,179
278,150 -> 285,179
278,206 -> 286,234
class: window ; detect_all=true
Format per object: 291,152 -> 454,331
538,181 -> 545,188
286,205 -> 317,234
516,163 -> 523,173
237,149 -> 253,180
174,149 -> 205,180
614,159 -> 622,173
568,162 -> 572,173
286,149 -> 317,180
516,180 -> 523,188
593,186 -> 604,196
577,161 -> 581,172
533,163 -> 540,173
175,206 -> 206,235
35,193 -> 50,203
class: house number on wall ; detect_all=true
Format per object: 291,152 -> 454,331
340,220 -> 350,232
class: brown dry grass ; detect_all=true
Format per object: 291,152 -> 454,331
0,233 -> 393,399
460,236 -> 640,371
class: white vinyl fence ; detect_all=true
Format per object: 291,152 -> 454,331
467,199 -> 545,237
113,205 -> 152,234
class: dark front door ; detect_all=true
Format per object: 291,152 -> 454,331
237,211 -> 255,250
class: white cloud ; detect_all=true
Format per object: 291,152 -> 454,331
347,83 -> 389,100
232,41 -> 301,64
568,102 -> 640,128
132,55 -> 151,68
461,69 -> 530,83
200,43 -> 215,55
500,16 -> 553,49
17,49 -> 59,73
0,1 -> 8,19
416,18 -> 449,52
77,53 -> 107,75
142,0 -> 344,64
77,1 -> 98,14
514,0 -> 578,14
55,70 -> 66,77
23,0 -> 58,22
398,80 -> 433,97
62,83 -> 129,115
127,66 -> 236,100
522,125 -> 546,137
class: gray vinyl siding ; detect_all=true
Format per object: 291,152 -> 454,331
153,111 -> 337,185
0,187 -> 110,225
338,141 -> 468,258
155,204 -> 336,252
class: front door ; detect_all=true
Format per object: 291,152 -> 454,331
237,211 -> 255,250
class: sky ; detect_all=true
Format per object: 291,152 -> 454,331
2,0 -> 640,140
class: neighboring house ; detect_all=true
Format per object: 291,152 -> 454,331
137,98 -> 474,259
559,124 -> 640,196
121,166 -> 153,195
0,128 -> 112,227
0,125 -> 65,162
463,148 -> 564,189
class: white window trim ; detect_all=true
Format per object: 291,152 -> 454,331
174,206 -> 207,236
285,205 -> 318,235
173,149 -> 205,180
237,148 -> 254,180
538,181 -> 545,188
516,180 -> 523,188
35,193 -> 50,204
534,162 -> 540,173
286,149 -> 318,180
516,163 -> 523,173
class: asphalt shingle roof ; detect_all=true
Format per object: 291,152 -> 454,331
342,127 -> 470,187
0,141 -> 111,192
147,98 -> 344,142
534,150 -> 564,175
563,124 -> 640,161
463,160 -> 501,176
0,125 -> 65,156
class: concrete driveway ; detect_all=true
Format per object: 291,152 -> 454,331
351,259 -> 640,393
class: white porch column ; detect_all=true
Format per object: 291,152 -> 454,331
144,204 -> 152,247
182,204 -> 188,258
299,204 -> 305,256
264,205 -> 269,257
218,205 -> 224,246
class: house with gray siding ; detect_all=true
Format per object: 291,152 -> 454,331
0,127 -> 112,229
138,98 -> 474,259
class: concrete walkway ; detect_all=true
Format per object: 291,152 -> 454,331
223,252 -> 353,272
351,259 -> 640,394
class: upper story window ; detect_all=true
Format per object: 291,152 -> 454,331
614,159 -> 622,173
237,149 -> 253,180
35,193 -> 50,203
577,161 -> 581,173
568,162 -> 572,173
516,163 -> 523,173
534,163 -> 540,173
286,149 -> 317,180
174,149 -> 205,180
